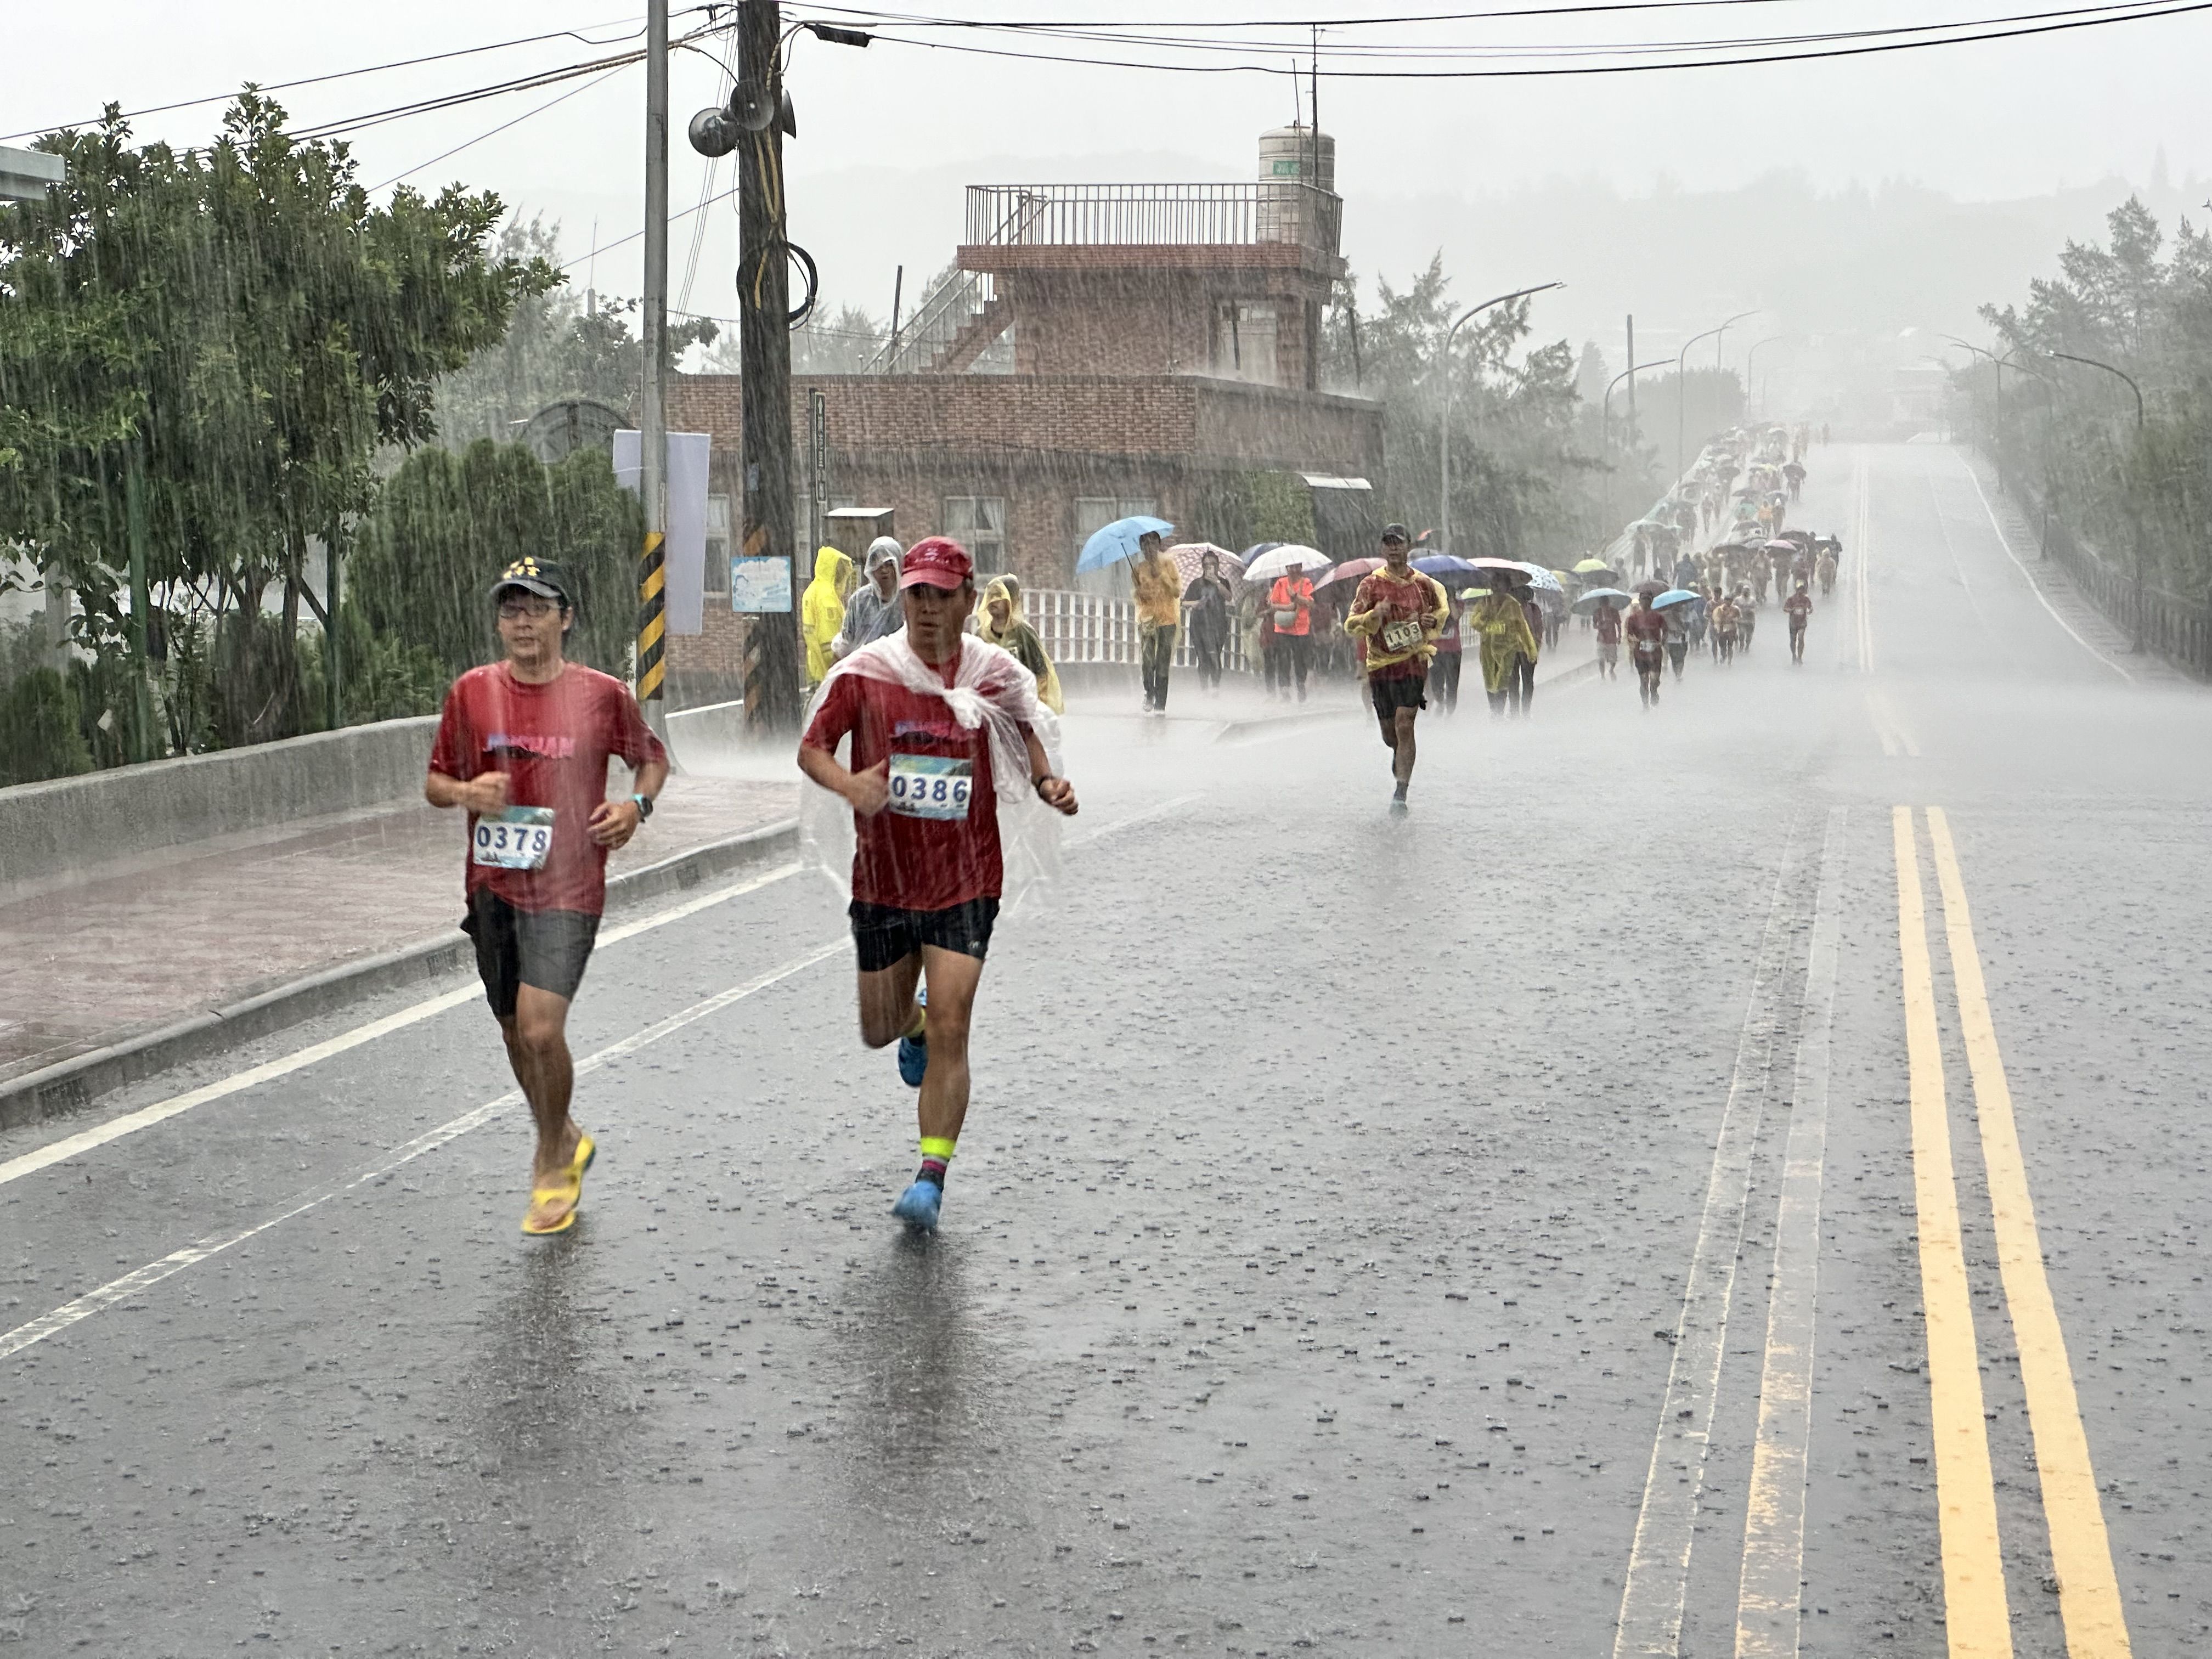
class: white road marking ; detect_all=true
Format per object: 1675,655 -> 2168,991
1853,452 -> 1876,674
0,862 -> 806,1189
0,936 -> 851,1360
0,790 -> 1207,1193
1959,456 -> 2132,684
1734,808 -> 1848,1658
1612,825 -> 1818,1659
0,792 -> 1201,1360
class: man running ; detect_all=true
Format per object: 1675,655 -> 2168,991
1625,590 -> 1668,708
798,536 -> 1079,1232
1663,596 -> 1690,681
426,558 -> 668,1235
1784,580 -> 1814,664
1592,594 -> 1623,680
1345,523 -> 1448,814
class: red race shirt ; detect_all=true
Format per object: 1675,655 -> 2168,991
1593,605 -> 1623,644
1784,594 -> 1813,624
802,652 -> 1027,912
428,662 -> 665,917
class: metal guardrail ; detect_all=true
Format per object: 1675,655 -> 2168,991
1994,459 -> 2212,675
964,183 -> 1341,253
1026,589 -> 1252,673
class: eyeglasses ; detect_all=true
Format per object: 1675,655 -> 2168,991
498,599 -> 558,619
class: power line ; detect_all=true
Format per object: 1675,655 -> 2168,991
365,62 -> 637,194
0,14 -> 667,145
831,0 -> 2194,61
828,0 -> 2212,77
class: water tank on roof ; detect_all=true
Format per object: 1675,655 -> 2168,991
1256,126 -> 1337,251
1259,125 -> 1335,193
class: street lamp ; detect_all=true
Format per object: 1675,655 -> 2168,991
1602,359 -> 1671,528
1437,281 -> 1564,554
1675,310 -> 1758,477
2050,350 -> 2148,651
1745,335 -> 1788,417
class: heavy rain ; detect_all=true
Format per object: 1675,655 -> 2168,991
2,3 -> 2209,1654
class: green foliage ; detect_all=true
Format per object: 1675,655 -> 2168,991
350,439 -> 642,683
0,94 -> 557,751
1318,255 -> 1625,565
1193,470 -> 1318,555
432,217 -> 719,445
0,668 -> 93,787
1970,197 -> 2212,597
294,611 -> 449,729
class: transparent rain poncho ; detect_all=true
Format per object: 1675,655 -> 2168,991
800,631 -> 1066,913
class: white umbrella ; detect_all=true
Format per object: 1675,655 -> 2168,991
1241,543 -> 1328,585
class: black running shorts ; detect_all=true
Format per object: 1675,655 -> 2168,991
849,896 -> 1001,974
1369,672 -> 1429,719
462,889 -> 601,1017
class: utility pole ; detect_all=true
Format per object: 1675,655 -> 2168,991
636,0 -> 671,740
1624,314 -> 1636,447
1437,281 -> 1562,554
738,0 -> 804,731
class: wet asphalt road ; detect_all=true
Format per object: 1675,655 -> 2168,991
3,443 -> 2209,1657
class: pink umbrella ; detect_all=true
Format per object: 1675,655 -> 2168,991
1169,542 -> 1243,586
1317,556 -> 1384,588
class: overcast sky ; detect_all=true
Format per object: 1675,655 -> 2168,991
7,1 -> 2209,352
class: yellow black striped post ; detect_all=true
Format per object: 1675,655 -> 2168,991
637,530 -> 667,702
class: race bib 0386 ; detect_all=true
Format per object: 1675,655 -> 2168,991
887,754 -> 974,821
472,805 -> 556,870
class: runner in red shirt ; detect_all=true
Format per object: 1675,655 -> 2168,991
1344,524 -> 1448,814
799,537 -> 1079,1232
426,557 -> 667,1235
1592,595 -> 1623,681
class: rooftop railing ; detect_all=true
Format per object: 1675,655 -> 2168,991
964,182 -> 1341,255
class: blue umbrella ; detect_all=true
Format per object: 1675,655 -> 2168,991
1412,554 -> 1479,576
1652,588 -> 1701,609
1077,515 -> 1176,573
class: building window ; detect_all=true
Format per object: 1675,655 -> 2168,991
942,495 -> 1007,573
706,493 -> 731,598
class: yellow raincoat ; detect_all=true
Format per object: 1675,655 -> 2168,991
972,575 -> 1065,714
1467,590 -> 1539,695
802,546 -> 854,686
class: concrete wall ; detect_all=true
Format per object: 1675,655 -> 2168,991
0,717 -> 440,891
0,703 -> 742,893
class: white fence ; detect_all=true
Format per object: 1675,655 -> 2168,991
1025,589 -> 1254,673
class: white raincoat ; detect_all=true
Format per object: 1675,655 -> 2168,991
800,631 -> 1066,912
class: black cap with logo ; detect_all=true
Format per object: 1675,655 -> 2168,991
1379,523 -> 1410,546
491,557 -> 572,607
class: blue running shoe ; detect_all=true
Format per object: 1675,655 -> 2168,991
891,1178 -> 942,1231
896,988 -> 928,1088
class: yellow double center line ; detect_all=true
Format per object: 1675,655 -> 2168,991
1892,805 -> 2131,1659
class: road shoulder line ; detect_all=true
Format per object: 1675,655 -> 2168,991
1734,806 -> 1848,1657
1612,823 -> 1811,1659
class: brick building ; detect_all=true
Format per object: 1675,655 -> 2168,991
664,128 -> 1385,706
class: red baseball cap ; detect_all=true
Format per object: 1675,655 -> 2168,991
900,535 -> 974,591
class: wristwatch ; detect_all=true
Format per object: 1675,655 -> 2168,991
631,792 -> 655,821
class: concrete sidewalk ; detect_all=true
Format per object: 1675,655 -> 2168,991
0,774 -> 797,1091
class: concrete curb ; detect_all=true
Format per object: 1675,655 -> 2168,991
0,818 -> 800,1133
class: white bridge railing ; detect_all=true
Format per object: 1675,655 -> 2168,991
1025,589 -> 1254,673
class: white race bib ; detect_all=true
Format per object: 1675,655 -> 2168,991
472,805 -> 556,870
1382,618 -> 1425,653
887,754 -> 973,821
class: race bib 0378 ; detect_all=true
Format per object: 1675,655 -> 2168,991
472,805 -> 556,870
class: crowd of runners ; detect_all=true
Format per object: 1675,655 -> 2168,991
417,425 -> 1841,1240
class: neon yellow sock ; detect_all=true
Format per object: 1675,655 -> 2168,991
918,1135 -> 956,1186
